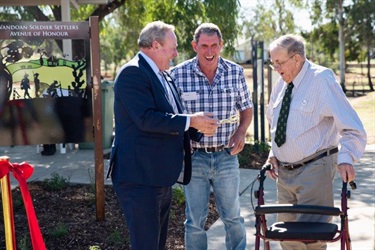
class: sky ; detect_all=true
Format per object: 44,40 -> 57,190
239,0 -> 312,31
239,0 -> 354,32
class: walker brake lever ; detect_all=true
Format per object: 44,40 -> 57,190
349,181 -> 357,190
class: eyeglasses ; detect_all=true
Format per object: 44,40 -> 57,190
269,54 -> 296,70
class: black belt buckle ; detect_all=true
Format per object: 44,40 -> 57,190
204,147 -> 216,153
205,146 -> 224,153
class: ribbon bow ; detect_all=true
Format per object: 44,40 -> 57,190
0,160 -> 46,250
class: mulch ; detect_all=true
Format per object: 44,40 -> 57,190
0,143 -> 267,249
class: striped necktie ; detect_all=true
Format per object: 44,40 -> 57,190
275,82 -> 294,147
159,71 -> 179,114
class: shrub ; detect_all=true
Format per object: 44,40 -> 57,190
238,141 -> 270,169
41,172 -> 70,191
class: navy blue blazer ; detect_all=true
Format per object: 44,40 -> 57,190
108,53 -> 198,186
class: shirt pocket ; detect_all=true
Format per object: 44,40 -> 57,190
218,87 -> 236,105
293,99 -> 314,113
272,97 -> 282,109
288,99 -> 316,137
268,97 -> 282,119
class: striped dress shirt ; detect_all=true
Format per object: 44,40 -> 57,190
266,60 -> 367,164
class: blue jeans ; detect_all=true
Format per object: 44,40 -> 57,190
184,149 -> 246,250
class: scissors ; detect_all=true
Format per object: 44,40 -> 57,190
218,114 -> 239,124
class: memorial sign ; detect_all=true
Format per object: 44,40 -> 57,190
0,21 -> 93,146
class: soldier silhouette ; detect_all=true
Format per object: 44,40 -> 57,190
47,80 -> 61,97
20,73 -> 32,99
34,73 -> 40,97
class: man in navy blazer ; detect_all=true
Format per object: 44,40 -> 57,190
108,21 -> 219,250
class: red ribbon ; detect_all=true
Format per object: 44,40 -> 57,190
0,161 -> 46,250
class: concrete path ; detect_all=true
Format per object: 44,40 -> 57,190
0,145 -> 112,188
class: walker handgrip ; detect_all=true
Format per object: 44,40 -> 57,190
255,204 -> 341,216
261,164 -> 272,172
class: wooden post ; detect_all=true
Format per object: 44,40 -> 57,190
90,16 -> 105,221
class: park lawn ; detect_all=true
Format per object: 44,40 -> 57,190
349,91 -> 375,144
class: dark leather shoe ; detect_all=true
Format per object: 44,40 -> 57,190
41,144 -> 56,156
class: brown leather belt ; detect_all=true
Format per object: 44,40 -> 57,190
193,145 -> 225,153
280,147 -> 339,171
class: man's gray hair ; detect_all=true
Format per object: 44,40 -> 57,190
193,23 -> 222,43
138,21 -> 175,48
269,34 -> 306,58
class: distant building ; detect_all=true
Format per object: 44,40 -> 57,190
233,38 -> 269,64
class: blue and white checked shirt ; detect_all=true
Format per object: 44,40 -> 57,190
170,57 -> 253,148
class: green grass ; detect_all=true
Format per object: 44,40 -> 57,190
349,91 -> 375,144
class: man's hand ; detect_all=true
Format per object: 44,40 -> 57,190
189,112 -> 220,137
337,163 -> 356,182
265,157 -> 279,180
227,109 -> 253,155
228,129 -> 246,155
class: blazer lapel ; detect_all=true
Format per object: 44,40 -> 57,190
163,71 -> 183,113
138,54 -> 174,112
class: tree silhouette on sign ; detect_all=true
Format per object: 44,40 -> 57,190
0,40 -> 34,111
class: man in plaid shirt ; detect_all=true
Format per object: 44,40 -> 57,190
170,23 -> 253,250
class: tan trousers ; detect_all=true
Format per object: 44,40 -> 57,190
276,154 -> 337,250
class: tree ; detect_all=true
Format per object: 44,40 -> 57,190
309,0 -> 374,92
307,22 -> 339,65
100,0 -> 148,78
239,0 -> 373,92
240,0 -> 298,43
347,0 -> 375,91
0,0 -> 240,67
204,0 -> 240,56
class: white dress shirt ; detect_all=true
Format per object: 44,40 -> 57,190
267,60 -> 367,164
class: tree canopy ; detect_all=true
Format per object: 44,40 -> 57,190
240,0 -> 374,90
0,0 -> 373,88
0,0 -> 239,67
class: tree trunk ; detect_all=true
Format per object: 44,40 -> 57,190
338,0 -> 346,92
367,48 -> 374,91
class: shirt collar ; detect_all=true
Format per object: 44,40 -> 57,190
139,51 -> 160,76
292,59 -> 310,87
